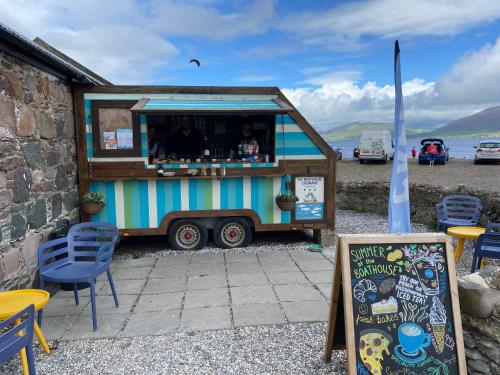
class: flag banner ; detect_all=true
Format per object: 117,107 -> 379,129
388,40 -> 411,233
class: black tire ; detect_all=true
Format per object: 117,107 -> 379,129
168,219 -> 208,250
474,159 -> 479,165
382,155 -> 387,164
213,217 -> 252,249
359,159 -> 364,164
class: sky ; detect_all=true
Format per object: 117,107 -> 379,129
1,0 -> 500,131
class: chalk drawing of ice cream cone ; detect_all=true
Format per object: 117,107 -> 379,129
429,297 -> 447,353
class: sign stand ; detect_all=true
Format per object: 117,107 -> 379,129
324,233 -> 467,374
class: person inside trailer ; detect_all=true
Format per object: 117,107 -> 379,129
148,126 -> 168,161
230,121 -> 260,160
169,116 -> 205,159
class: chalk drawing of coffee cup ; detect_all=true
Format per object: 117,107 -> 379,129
398,323 -> 431,355
412,259 -> 439,295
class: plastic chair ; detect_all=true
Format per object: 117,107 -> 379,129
486,222 -> 500,233
436,195 -> 482,231
38,222 -> 119,331
471,232 -> 500,273
0,304 -> 36,375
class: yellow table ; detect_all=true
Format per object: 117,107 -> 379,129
447,226 -> 486,261
0,289 -> 51,375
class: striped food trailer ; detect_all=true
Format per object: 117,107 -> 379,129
75,86 -> 336,250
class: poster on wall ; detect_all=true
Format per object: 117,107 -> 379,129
103,131 -> 117,150
116,128 -> 133,149
295,176 -> 324,220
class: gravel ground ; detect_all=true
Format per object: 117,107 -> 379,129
0,209 -> 491,374
337,158 -> 500,193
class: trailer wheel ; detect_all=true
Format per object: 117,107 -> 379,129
168,219 -> 208,250
213,218 -> 252,249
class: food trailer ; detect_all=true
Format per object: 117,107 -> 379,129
74,86 -> 336,250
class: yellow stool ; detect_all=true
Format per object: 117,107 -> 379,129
0,289 -> 51,375
447,226 -> 486,262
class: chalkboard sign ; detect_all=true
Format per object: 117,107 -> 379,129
325,233 -> 466,375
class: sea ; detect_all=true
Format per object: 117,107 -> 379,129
328,137 -> 494,160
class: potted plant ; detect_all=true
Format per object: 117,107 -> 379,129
275,192 -> 298,211
80,192 -> 105,215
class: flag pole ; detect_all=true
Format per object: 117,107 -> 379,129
388,40 -> 411,233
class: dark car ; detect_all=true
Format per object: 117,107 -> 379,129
418,138 -> 449,165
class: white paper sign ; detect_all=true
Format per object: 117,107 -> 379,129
295,176 -> 324,220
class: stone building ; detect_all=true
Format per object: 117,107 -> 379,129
0,23 -> 108,290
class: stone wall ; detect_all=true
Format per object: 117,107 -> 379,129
0,51 -> 79,290
458,270 -> 500,375
336,181 -> 500,228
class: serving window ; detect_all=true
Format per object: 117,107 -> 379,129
91,101 -> 141,157
146,114 -> 276,164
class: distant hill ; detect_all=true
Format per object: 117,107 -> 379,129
423,106 -> 500,138
321,122 -> 425,141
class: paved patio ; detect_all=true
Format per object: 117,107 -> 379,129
40,250 -> 334,341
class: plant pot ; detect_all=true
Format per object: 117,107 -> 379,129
80,202 -> 104,215
275,197 -> 296,211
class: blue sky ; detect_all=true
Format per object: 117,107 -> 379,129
2,0 -> 500,130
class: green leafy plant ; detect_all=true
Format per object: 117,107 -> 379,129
81,192 -> 105,204
276,192 -> 298,202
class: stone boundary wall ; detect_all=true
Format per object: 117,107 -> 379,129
336,181 -> 500,229
0,51 -> 79,290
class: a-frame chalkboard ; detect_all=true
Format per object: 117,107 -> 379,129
325,233 -> 467,375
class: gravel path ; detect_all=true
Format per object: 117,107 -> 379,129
0,210 -> 489,374
337,159 -> 500,193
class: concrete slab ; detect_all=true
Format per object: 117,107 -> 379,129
187,274 -> 227,290
36,315 -> 78,341
134,292 -> 183,313
44,297 -> 89,317
190,262 -> 226,276
184,288 -> 228,309
293,259 -> 333,271
121,310 -> 179,337
226,253 -> 258,264
230,285 -> 277,305
260,261 -> 299,273
190,254 -> 224,265
113,266 -> 152,280
119,257 -> 157,268
281,300 -> 329,323
110,261 -> 123,271
50,282 -> 104,299
304,271 -> 333,284
142,277 -> 186,294
180,306 -> 231,332
156,256 -> 190,267
233,303 -> 286,327
227,262 -> 262,274
81,294 -> 136,316
266,272 -> 309,285
257,252 -> 291,263
150,265 -> 189,279
228,272 -> 268,287
316,283 -> 332,299
274,284 -> 324,302
100,279 -> 145,295
62,312 -> 129,340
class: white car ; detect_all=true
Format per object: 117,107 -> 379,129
474,140 -> 500,164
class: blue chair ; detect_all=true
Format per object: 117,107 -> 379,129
38,222 -> 119,331
0,304 -> 36,375
471,231 -> 500,273
436,195 -> 482,231
486,222 -> 500,233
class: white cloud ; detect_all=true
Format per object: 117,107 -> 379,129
0,0 -> 274,83
280,0 -> 500,50
283,38 -> 500,130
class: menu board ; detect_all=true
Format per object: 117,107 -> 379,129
324,234 -> 466,375
295,176 -> 324,220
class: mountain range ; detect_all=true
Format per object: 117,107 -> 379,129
320,106 -> 500,141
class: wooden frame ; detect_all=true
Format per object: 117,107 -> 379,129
325,233 -> 467,374
74,85 -> 337,232
91,100 -> 141,157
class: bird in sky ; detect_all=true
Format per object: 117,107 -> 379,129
189,59 -> 200,67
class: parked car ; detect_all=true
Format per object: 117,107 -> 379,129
474,140 -> 500,164
358,130 -> 394,163
418,138 -> 449,165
